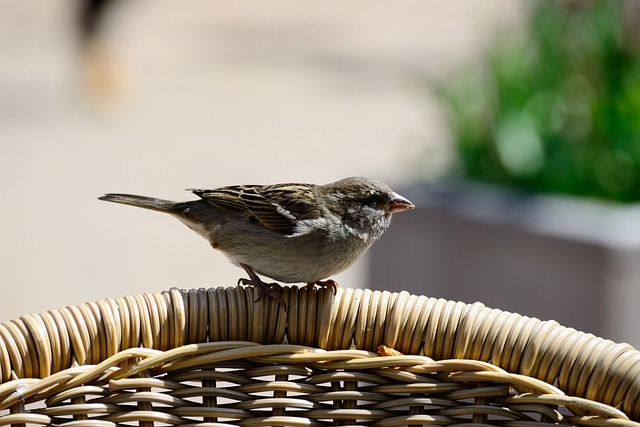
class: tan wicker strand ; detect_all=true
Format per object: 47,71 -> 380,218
133,294 -> 153,349
361,288 -> 380,351
253,286 -> 270,345
246,285 -> 260,344
459,304 -> 486,360
558,332 -> 600,396
44,309 -> 71,375
241,286 -> 257,343
595,349 -> 640,402
317,287 -> 338,350
1,321 -> 32,379
399,292 -> 426,354
63,348 -> 158,390
114,296 -> 133,350
91,301 -> 110,363
240,286 -> 253,341
351,288 -> 369,349
353,286 -> 370,351
238,285 -> 252,342
510,316 -> 543,374
408,295 -> 432,355
546,327 -> 587,385
298,287 -> 312,346
273,286 -> 288,343
206,287 -> 223,342
39,311 -> 64,375
402,294 -> 426,353
287,287 -> 302,346
95,299 -> 120,359
161,290 -> 176,351
507,394 -> 629,421
520,318 -> 561,377
477,309 -> 511,362
215,286 -> 230,342
63,306 -> 91,366
326,287 -> 350,350
339,288 -> 362,349
421,296 -> 446,358
384,290 -> 411,353
432,299 -> 460,359
228,286 -> 241,341
308,286 -> 323,346
250,285 -> 276,344
235,287 -> 252,344
452,301 -> 486,360
79,302 -> 103,364
590,343 -> 635,405
152,292 -> 169,351
488,311 -> 523,370
182,289 -> 198,350
298,286 -> 313,346
0,412 -> 51,426
225,286 -> 241,342
601,350 -> 637,404
442,300 -> 467,360
19,314 -> 51,380
169,288 -> 186,349
123,295 -> 142,350
571,336 -> 609,398
614,356 -> 640,420
142,292 -> 162,349
374,290 -> 396,352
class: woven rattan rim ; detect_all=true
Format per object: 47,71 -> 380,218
0,286 -> 639,423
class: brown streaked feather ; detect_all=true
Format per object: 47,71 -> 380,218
191,183 -> 321,235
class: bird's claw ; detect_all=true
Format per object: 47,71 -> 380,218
306,279 -> 339,295
239,277 -> 284,301
238,263 -> 287,310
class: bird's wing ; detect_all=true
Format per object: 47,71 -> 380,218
191,183 -> 321,235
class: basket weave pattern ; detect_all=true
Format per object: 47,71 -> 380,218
0,286 -> 638,426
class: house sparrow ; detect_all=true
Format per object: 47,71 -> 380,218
99,177 -> 414,306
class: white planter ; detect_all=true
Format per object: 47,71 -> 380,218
368,181 -> 640,347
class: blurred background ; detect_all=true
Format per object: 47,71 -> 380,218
2,1 -> 639,346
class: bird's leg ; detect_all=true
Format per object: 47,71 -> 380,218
305,279 -> 338,295
238,263 -> 286,309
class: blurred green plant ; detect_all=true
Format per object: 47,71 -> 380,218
442,0 -> 640,203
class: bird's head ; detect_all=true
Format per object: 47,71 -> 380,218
320,176 -> 414,239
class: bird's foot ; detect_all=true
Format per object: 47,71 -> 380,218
239,264 -> 286,310
305,279 -> 338,295
238,277 -> 285,307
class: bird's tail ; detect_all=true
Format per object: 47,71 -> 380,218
98,193 -> 177,213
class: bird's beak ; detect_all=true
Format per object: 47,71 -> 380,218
385,192 -> 415,214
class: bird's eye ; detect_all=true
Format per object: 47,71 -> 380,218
363,194 -> 383,207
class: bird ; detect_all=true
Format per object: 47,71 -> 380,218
99,177 -> 414,306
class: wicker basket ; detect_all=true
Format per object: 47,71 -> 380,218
0,286 -> 638,426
